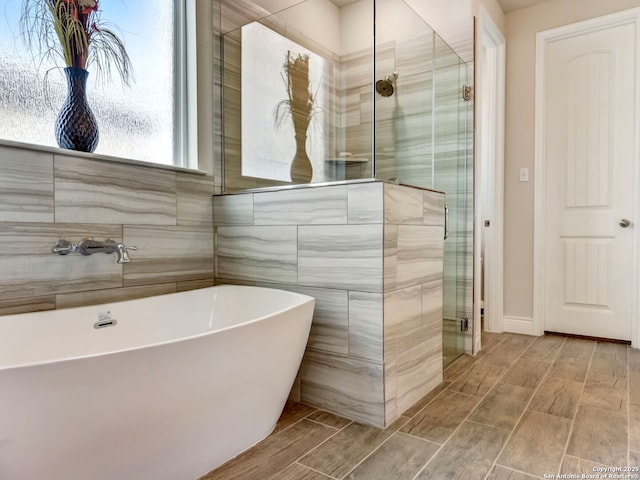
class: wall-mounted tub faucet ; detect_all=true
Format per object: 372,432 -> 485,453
52,238 -> 138,264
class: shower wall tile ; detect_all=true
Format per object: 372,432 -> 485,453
123,225 -> 214,286
300,349 -> 385,428
396,225 -> 444,289
216,225 -> 297,283
175,278 -> 215,292
0,146 -> 54,223
424,191 -> 445,226
176,173 -> 214,226
348,291 -> 383,362
254,186 -> 348,225
298,224 -> 383,292
54,155 -> 177,225
348,182 -> 383,224
213,194 -> 254,224
384,224 -> 399,291
396,34 -> 434,77
396,336 -> 443,413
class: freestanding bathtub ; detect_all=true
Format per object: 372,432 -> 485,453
0,285 -> 314,480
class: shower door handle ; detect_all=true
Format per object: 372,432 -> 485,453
444,204 -> 449,240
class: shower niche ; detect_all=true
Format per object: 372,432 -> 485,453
221,0 -> 473,396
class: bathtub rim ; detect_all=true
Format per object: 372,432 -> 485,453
0,285 -> 314,372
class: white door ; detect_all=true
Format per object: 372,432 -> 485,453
540,17 -> 638,340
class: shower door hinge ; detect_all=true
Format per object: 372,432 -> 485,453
462,85 -> 472,101
460,317 -> 469,332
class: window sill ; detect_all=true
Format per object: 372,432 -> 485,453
0,139 -> 208,176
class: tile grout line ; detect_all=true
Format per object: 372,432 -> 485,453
481,336 -> 568,480
553,340 -> 597,477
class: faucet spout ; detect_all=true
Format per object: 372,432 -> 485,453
77,238 -> 117,255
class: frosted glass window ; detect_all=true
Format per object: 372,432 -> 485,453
0,1 -> 176,166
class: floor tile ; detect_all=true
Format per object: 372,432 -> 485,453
469,383 -> 534,431
559,338 -> 596,358
298,417 -> 406,478
415,421 -> 509,480
498,410 -> 572,477
501,333 -> 536,348
479,343 -> 527,369
630,372 -> 640,405
402,382 -> 449,418
528,376 -> 583,419
401,390 -> 481,443
560,455 -> 611,475
595,341 -> 628,359
566,406 -> 627,466
448,361 -> 507,397
630,404 -> 640,452
581,374 -> 627,412
521,335 -> 565,363
548,354 -> 590,382
306,410 -> 352,430
630,451 -> 640,467
274,401 -> 318,433
589,352 -> 627,379
345,433 -> 439,480
629,348 -> 640,372
271,463 -> 334,480
443,355 -> 476,384
200,419 -> 336,480
501,358 -> 550,389
487,465 -> 540,480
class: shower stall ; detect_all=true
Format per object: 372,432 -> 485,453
220,0 -> 473,366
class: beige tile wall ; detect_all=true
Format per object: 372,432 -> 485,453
213,181 -> 444,428
0,143 -> 215,316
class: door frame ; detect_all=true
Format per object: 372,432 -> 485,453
533,7 -> 640,346
474,6 -> 506,346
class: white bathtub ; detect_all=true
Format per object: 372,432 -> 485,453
0,285 -> 314,480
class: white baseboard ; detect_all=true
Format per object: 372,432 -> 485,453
504,316 -> 538,336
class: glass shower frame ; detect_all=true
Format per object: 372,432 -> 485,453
221,0 -> 473,366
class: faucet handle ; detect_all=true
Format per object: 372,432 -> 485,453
52,239 -> 74,255
116,243 -> 138,264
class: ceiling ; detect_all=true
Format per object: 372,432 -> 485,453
329,0 -> 552,13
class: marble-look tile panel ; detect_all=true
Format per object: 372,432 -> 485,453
384,285 -> 423,361
56,283 -> 176,310
216,226 -> 297,284
300,350 -> 384,428
384,183 -> 425,224
396,336 -> 442,415
298,225 -> 383,292
396,33 -> 434,78
259,283 -> 349,355
176,278 -> 215,292
348,291 -> 383,361
176,173 -> 214,226
384,224 -> 399,292
396,225 -> 444,288
54,155 -> 177,225
424,190 -> 445,226
253,187 -> 348,226
0,146 -> 54,222
385,357 -> 399,426
423,280 -> 443,330
347,182 -> 383,224
0,223 -> 122,299
123,225 -> 214,286
0,295 -> 56,316
213,194 -> 254,225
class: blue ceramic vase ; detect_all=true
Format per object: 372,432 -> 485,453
55,67 -> 99,153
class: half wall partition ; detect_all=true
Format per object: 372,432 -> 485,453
221,0 -> 473,366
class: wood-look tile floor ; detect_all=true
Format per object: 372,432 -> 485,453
200,332 -> 640,480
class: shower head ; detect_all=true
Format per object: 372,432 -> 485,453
376,72 -> 398,97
